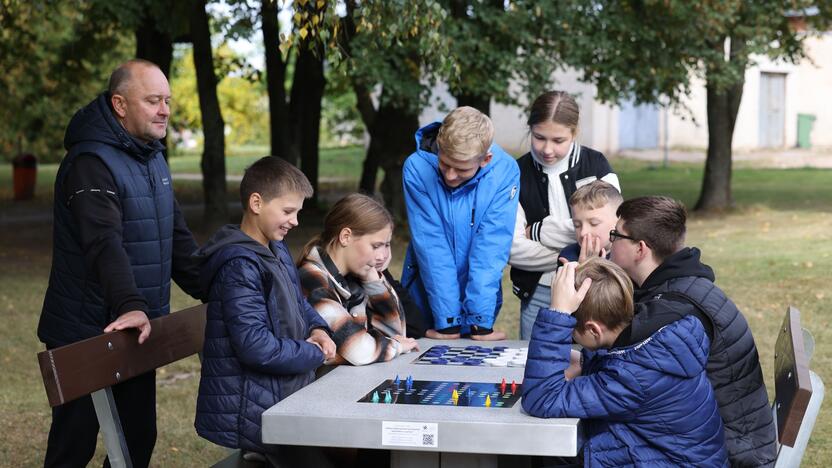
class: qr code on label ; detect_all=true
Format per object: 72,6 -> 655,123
422,434 -> 435,446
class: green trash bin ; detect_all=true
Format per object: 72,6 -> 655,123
797,113 -> 816,148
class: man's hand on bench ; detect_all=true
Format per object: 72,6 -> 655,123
103,310 -> 152,344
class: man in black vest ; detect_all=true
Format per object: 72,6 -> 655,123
39,59 -> 203,467
609,196 -> 776,467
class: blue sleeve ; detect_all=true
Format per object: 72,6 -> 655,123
217,257 -> 324,374
275,242 -> 330,335
521,310 -> 644,420
463,155 -> 520,328
560,243 -> 580,262
402,155 -> 463,327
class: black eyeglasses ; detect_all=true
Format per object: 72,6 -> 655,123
609,229 -> 639,244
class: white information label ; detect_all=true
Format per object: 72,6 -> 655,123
381,421 -> 439,448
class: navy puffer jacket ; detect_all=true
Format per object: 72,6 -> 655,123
522,311 -> 728,467
194,225 -> 328,453
631,248 -> 776,467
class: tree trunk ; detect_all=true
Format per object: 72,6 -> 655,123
289,42 -> 326,204
368,97 -> 420,224
261,0 -> 292,162
135,13 -> 173,159
454,91 -> 490,116
695,38 -> 746,212
190,0 -> 227,225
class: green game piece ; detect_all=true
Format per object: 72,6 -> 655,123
371,391 -> 380,403
384,390 -> 393,404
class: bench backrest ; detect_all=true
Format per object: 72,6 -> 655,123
773,306 -> 813,447
37,304 -> 207,407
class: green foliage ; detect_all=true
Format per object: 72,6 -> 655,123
169,44 -> 269,150
0,1 -> 132,162
535,1 -> 832,107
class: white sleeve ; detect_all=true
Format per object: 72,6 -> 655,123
509,204 -> 562,272
534,215 -> 576,250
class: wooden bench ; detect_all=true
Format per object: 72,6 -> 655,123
36,304 -> 259,468
772,306 -> 825,467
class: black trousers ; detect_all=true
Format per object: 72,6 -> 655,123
44,371 -> 157,468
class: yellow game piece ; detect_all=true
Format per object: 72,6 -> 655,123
485,395 -> 492,407
452,388 -> 459,404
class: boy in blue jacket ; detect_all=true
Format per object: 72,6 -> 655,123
401,106 -> 520,341
194,157 -> 336,461
522,258 -> 728,467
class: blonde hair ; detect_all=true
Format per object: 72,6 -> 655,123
569,180 -> 623,212
437,106 -> 494,161
573,258 -> 634,331
298,193 -> 393,265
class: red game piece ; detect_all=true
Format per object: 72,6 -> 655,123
500,378 -> 506,394
511,380 -> 517,394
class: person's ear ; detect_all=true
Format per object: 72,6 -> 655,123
635,240 -> 651,262
111,94 -> 128,119
338,227 -> 352,247
248,193 -> 263,214
584,321 -> 604,344
480,150 -> 493,167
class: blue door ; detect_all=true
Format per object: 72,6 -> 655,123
619,99 -> 659,149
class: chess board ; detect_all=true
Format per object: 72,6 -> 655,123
412,345 -> 528,367
358,379 -> 522,408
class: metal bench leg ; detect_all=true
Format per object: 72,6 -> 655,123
91,387 -> 133,468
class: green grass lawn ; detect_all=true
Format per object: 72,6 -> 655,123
1,153 -> 830,466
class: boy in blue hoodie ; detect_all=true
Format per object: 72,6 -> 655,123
194,156 -> 336,461
522,258 -> 728,467
401,106 -> 520,341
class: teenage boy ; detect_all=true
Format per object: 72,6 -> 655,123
609,196 -> 776,467
401,106 -> 519,341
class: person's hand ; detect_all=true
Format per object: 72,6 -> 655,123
307,328 -> 337,361
524,225 -> 532,239
393,335 -> 420,354
104,310 -> 151,344
578,234 -> 606,263
355,264 -> 381,283
550,261 -> 592,314
564,349 -> 582,380
471,329 -> 507,341
425,329 -> 461,340
375,248 -> 392,273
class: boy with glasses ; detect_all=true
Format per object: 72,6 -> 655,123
609,196 -> 776,467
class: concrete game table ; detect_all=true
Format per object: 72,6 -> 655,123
262,338 -> 581,468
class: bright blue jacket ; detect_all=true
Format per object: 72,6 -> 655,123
522,311 -> 728,467
401,122 -> 519,332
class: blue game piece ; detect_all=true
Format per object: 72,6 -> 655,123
394,375 -> 400,386
465,345 -> 480,351
431,358 -> 448,365
463,359 -> 483,366
405,376 -> 413,391
478,347 -> 492,353
493,346 -> 508,351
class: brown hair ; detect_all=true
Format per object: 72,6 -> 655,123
616,196 -> 687,261
573,258 -> 634,331
108,59 -> 163,96
527,91 -> 580,135
239,156 -> 313,210
437,106 -> 494,161
569,180 -> 623,212
298,193 -> 393,265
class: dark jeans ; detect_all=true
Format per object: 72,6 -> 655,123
44,371 -> 157,468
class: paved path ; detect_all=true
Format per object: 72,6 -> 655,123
618,148 -> 832,168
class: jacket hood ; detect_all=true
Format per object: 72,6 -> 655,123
608,315 -> 709,378
413,121 -> 494,191
64,93 -> 163,161
195,225 -> 276,291
635,247 -> 715,301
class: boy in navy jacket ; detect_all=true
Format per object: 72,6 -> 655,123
522,258 -> 727,467
194,157 -> 335,460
